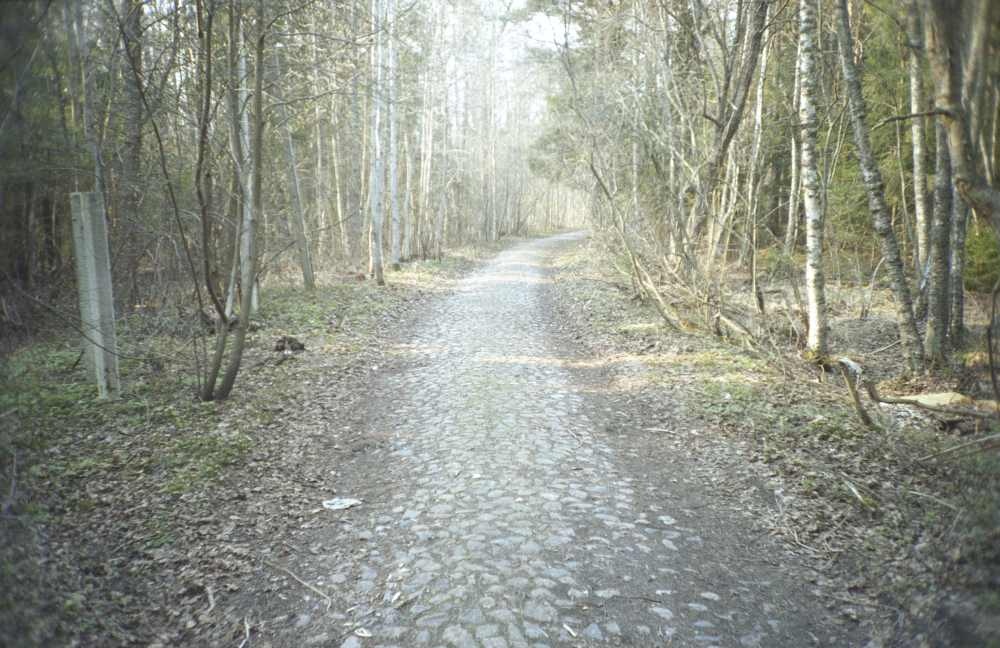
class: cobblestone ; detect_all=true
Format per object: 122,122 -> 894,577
289,234 -> 861,646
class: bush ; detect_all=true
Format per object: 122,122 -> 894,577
964,220 -> 1000,293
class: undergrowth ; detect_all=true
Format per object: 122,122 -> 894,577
556,235 -> 1000,644
0,245 -> 506,645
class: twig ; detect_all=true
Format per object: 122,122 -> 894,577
237,617 -> 251,648
915,433 -> 1000,463
862,256 -> 886,318
842,477 -> 873,509
605,593 -> 666,605
203,585 -> 215,615
827,593 -> 880,608
713,312 -> 757,348
837,358 -> 878,429
936,440 -> 1000,463
872,109 -> 951,130
871,339 -> 900,354
946,508 -> 966,537
1,451 -> 17,517
264,560 -> 332,609
903,489 -> 959,511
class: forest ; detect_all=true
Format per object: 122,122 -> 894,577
1,0 -> 1000,646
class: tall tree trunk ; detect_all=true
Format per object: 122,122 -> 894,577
120,0 -> 143,228
204,0 -> 244,401
835,0 -> 925,371
24,185 -> 35,288
274,50 -> 316,290
629,13 -> 641,241
239,20 -> 254,314
330,124 -> 349,258
799,0 -> 827,357
194,0 -> 224,320
72,0 -> 104,195
310,13 -> 330,262
61,1 -> 82,148
784,35 -> 803,257
387,0 -> 401,270
418,71 -> 434,257
401,130 -> 413,260
907,2 -> 930,272
746,17 -> 770,290
367,0 -> 385,285
705,0 -> 771,199
923,0 -> 994,343
925,123 -> 953,363
217,0 -> 264,400
949,200 -> 969,344
922,0 -> 1000,237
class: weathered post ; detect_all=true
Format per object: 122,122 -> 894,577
71,191 -> 120,399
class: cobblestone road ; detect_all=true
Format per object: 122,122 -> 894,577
289,234 -> 858,648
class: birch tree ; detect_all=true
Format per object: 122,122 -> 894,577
907,2 -> 930,273
387,0 -> 401,270
367,0 -> 386,285
798,0 -> 827,357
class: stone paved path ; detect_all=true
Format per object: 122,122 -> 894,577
282,233 -> 861,647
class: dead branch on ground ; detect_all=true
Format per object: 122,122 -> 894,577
264,560 -> 333,609
916,432 -> 1000,463
865,382 -> 999,421
837,357 -> 879,430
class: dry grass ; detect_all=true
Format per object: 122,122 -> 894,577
549,233 -> 1000,646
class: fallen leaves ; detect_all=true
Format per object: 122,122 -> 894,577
546,233 -> 1000,645
1,252 -> 497,646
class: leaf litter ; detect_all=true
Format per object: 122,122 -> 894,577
0,245 -> 506,647
546,233 -> 1000,646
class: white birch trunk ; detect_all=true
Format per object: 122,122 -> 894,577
418,72 -> 434,257
387,0 -> 401,269
746,19 -> 769,287
367,0 -> 385,285
908,2 -> 930,271
798,0 -> 827,357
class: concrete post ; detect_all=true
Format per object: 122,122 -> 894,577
71,192 -> 120,399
